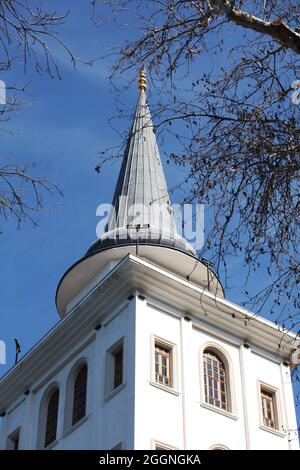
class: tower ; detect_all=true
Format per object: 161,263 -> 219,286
0,70 -> 299,450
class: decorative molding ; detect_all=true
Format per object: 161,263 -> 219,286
0,253 -> 297,414
63,415 -> 89,439
149,381 -> 180,397
151,439 -> 178,450
45,439 -> 59,450
200,402 -> 239,421
259,424 -> 286,438
103,383 -> 126,403
32,335 -> 95,394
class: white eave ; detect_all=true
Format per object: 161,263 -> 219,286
0,253 -> 298,414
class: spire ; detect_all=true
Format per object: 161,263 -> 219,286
138,67 -> 147,92
87,70 -> 195,256
56,69 -> 224,317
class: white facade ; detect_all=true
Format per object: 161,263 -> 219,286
1,78 -> 299,451
0,253 -> 299,450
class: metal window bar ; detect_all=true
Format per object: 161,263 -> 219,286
44,389 -> 59,448
203,351 -> 227,410
261,389 -> 276,429
114,348 -> 123,389
155,345 -> 171,387
72,364 -> 88,426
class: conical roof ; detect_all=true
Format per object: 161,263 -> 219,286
87,69 -> 195,256
56,70 -> 225,317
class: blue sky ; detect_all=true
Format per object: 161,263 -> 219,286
0,0 -> 299,430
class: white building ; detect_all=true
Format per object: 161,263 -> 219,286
0,70 -> 299,451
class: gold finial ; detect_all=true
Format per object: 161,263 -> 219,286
138,67 -> 147,92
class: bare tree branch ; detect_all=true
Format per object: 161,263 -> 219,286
0,1 -> 90,229
208,0 -> 300,53
0,162 -> 62,231
94,0 -> 300,343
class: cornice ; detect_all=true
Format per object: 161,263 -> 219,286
0,253 -> 298,414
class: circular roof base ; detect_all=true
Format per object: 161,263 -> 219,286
56,244 -> 224,317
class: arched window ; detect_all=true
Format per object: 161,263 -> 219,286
203,350 -> 227,411
44,388 -> 59,448
72,363 -> 88,425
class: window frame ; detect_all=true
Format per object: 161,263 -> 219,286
261,388 -> 276,429
155,343 -> 172,388
72,362 -> 88,426
104,337 -> 125,398
111,442 -> 123,450
6,427 -> 21,450
37,382 -> 61,450
150,335 -> 179,393
113,346 -> 123,390
64,359 -> 89,434
257,381 -> 285,436
203,350 -> 227,411
44,387 -> 60,449
209,444 -> 229,450
199,342 -> 237,418
151,439 -> 178,451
